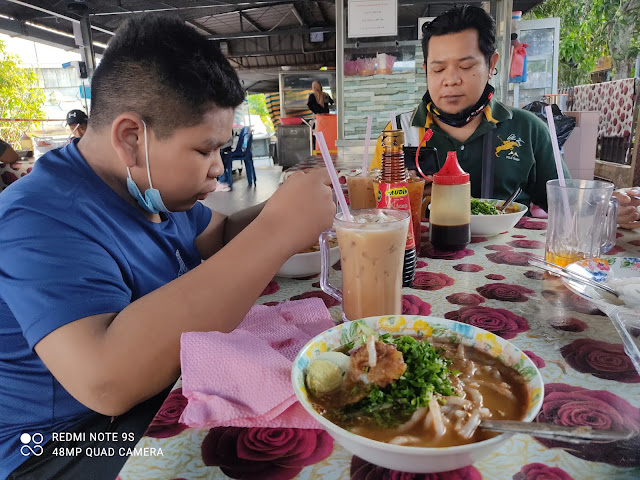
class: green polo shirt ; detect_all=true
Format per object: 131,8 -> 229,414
411,98 -> 569,211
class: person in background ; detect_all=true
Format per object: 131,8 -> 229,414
307,81 -> 334,114
371,5 -> 567,213
0,139 -> 20,165
66,109 -> 89,139
0,15 -> 334,480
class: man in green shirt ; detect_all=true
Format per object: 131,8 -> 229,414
372,4 -> 568,212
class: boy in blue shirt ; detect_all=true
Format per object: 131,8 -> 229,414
0,15 -> 335,480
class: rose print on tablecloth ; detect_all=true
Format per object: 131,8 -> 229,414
402,294 -> 432,315
486,251 -> 530,266
1,171 -> 18,186
444,306 -> 529,339
606,244 -> 626,255
476,283 -> 534,302
261,281 -> 280,296
470,236 -> 488,243
523,351 -> 546,368
453,264 -> 483,272
512,234 -> 526,238
484,245 -> 513,251
421,244 -> 475,260
446,293 -> 485,306
202,427 -> 334,480
512,463 -> 574,480
548,316 -> 588,332
515,218 -> 547,230
412,271 -> 455,291
560,338 -> 640,383
541,289 -> 604,316
145,388 -> 189,439
523,270 -> 544,280
350,456 -> 482,480
485,274 -> 505,280
416,260 -> 429,268
290,291 -> 341,308
507,240 -> 545,250
535,383 -> 640,467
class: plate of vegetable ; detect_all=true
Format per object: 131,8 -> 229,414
470,198 -> 528,236
292,316 -> 543,473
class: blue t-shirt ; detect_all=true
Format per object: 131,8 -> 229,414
0,140 -> 212,478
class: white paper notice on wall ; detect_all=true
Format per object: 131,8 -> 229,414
348,0 -> 398,38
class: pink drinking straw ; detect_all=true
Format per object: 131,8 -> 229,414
544,105 -> 571,214
361,115 -> 373,176
390,112 -> 397,130
316,132 -> 352,221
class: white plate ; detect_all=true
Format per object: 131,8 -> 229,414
563,257 -> 640,314
276,246 -> 340,278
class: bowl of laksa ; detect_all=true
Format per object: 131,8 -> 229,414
291,316 -> 543,473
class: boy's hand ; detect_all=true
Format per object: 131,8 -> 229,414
613,187 -> 640,230
259,168 -> 336,255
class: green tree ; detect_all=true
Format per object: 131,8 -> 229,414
528,0 -> 640,86
247,93 -> 274,133
0,39 -> 46,145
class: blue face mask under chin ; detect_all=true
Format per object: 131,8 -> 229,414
126,120 -> 170,214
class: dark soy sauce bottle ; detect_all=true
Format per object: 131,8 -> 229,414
377,129 -> 417,287
429,151 -> 471,251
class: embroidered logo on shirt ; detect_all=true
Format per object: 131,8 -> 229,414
176,250 -> 188,277
495,134 -> 524,161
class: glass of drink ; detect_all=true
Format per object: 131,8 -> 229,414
346,171 -> 378,210
545,179 -> 619,267
320,209 -> 410,322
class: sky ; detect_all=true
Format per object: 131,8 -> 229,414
0,32 -> 81,69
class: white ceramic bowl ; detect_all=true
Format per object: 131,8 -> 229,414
292,315 -> 544,473
276,246 -> 340,278
470,199 -> 528,237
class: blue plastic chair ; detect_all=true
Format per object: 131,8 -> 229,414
219,147 -> 234,190
231,127 -> 256,186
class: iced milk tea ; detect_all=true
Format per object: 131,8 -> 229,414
335,209 -> 410,321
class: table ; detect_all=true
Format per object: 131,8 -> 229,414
0,159 -> 35,192
117,219 -> 640,480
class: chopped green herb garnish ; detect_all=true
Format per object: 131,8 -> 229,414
335,335 -> 457,428
471,198 -> 500,215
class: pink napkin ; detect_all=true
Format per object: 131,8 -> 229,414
180,298 -> 335,429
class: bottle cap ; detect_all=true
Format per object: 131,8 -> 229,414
433,151 -> 470,185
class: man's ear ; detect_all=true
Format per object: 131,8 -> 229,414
111,114 -> 144,168
489,52 -> 500,78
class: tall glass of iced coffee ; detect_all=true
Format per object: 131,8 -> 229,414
320,208 -> 410,322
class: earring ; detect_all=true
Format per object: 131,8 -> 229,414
493,67 -> 498,76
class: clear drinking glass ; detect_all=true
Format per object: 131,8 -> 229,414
320,208 -> 410,322
545,179 -> 619,267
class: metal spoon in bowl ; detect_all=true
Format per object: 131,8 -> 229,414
480,420 -> 635,444
497,187 -> 522,212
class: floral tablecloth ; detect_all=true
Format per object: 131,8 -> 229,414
118,219 -> 640,480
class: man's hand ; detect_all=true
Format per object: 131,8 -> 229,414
259,168 -> 336,255
613,188 -> 640,230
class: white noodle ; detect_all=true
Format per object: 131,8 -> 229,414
443,396 -> 472,408
389,435 -> 421,446
459,409 -> 482,439
396,407 -> 427,432
456,342 -> 466,360
477,380 -> 516,401
424,410 -> 433,430
428,397 -> 446,438
366,334 -> 377,367
479,407 -> 491,418
454,410 -> 467,419
464,386 -> 483,407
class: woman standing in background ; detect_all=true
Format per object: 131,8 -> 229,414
307,81 -> 334,114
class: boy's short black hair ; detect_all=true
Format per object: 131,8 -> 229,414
90,15 -> 245,138
421,5 -> 496,66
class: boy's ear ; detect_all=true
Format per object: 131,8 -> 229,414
111,114 -> 145,168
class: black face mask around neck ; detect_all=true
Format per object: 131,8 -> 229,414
424,84 -> 494,128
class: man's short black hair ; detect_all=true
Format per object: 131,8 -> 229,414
421,5 -> 496,66
90,14 -> 245,138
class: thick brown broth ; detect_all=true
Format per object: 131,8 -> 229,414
312,340 -> 529,448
